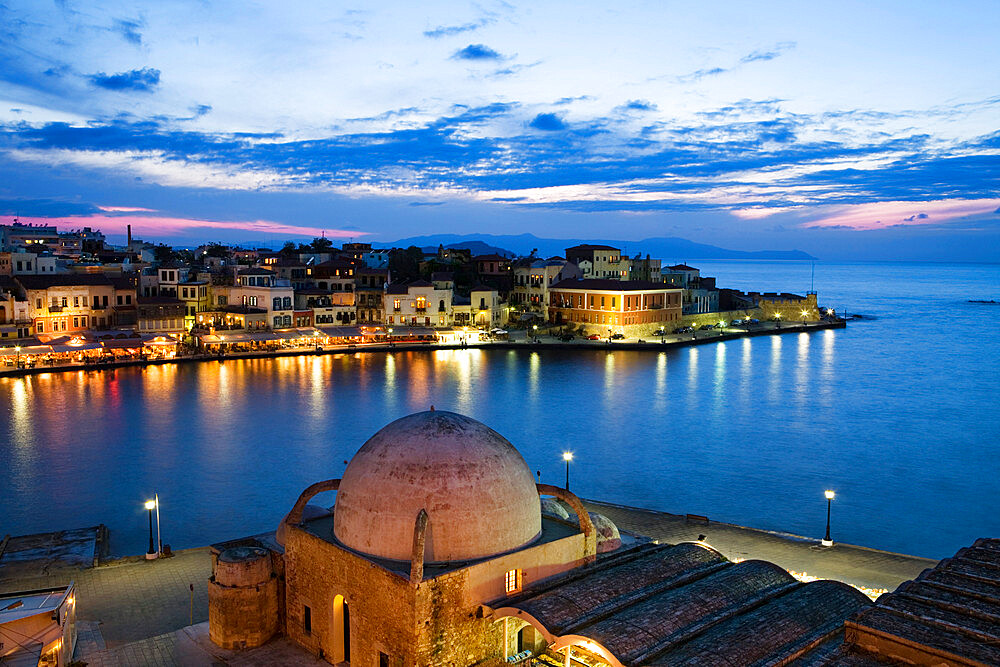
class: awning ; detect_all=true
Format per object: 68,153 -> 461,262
388,327 -> 436,337
50,342 -> 103,353
0,345 -> 52,356
318,326 -> 366,338
273,327 -> 324,340
101,338 -> 144,349
143,338 -> 177,347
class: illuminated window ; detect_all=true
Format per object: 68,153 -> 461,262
505,569 -> 522,594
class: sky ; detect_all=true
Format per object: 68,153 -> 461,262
1,1 -> 999,260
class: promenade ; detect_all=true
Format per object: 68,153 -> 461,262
0,494 -> 936,666
0,318 -> 844,379
584,500 -> 937,594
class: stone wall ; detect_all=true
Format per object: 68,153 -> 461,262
284,526 -> 418,666
208,547 -> 280,649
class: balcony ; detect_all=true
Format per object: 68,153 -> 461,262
48,305 -> 64,312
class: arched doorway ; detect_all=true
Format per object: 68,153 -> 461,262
332,594 -> 350,662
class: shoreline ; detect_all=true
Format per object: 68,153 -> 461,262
0,318 -> 845,379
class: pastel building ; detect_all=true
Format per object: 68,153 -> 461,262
548,279 -> 683,337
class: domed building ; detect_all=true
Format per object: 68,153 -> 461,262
208,410 -> 872,666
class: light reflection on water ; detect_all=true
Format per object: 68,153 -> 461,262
2,261 -> 999,560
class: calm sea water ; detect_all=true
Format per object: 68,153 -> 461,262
2,261 -> 998,559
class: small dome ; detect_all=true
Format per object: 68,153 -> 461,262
541,497 -> 570,520
334,411 -> 542,563
588,512 -> 622,553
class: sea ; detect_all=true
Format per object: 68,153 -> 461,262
1,260 -> 998,559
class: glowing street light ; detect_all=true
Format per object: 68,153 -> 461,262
532,324 -> 538,342
14,345 -> 21,368
822,490 -> 835,547
801,309 -> 809,324
144,499 -> 158,559
562,451 -> 573,490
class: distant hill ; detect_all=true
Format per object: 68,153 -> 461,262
382,233 -> 816,261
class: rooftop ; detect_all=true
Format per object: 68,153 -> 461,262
550,278 -> 680,292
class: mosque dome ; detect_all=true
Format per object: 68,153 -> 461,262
333,410 -> 542,563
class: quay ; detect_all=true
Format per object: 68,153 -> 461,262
0,318 -> 844,379
0,495 -> 931,666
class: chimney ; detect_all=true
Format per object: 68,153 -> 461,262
127,224 -> 132,247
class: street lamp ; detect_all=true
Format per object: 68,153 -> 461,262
821,490 -> 835,547
532,324 -> 538,341
15,345 -> 21,368
144,499 -> 158,559
801,310 -> 809,324
562,452 -> 573,490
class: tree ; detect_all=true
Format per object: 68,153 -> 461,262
278,241 -> 297,258
388,246 -> 424,283
310,237 -> 334,252
153,244 -> 178,263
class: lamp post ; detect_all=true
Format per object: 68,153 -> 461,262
562,452 -> 573,490
15,345 -> 21,368
532,324 -> 538,342
801,310 -> 809,324
821,490 -> 835,547
144,499 -> 157,559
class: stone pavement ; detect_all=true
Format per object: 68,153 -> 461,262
0,546 -> 211,655
583,499 -> 937,594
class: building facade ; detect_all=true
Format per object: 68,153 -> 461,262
548,279 -> 683,336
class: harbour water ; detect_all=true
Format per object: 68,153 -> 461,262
2,261 -> 998,559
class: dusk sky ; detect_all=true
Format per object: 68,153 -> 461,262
1,1 -> 999,260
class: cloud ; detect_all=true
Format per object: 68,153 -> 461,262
408,201 -> 445,207
618,99 -> 658,112
88,67 -> 160,92
677,66 -> 727,83
452,44 -> 503,61
10,214 -> 364,239
740,41 -> 796,64
424,18 -> 493,38
0,198 -> 101,217
114,18 -> 143,46
97,205 -> 156,213
528,113 -> 566,131
803,200 -> 1000,230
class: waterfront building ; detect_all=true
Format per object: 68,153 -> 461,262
452,285 -> 504,328
311,259 -> 355,292
220,268 -> 296,329
0,251 -> 63,276
17,275 -> 125,334
661,265 -> 720,314
0,289 -> 31,340
136,297 -> 186,334
355,267 -> 388,324
384,280 -> 452,327
626,254 -> 662,282
548,278 -> 683,337
473,253 -> 513,293
565,244 -> 627,279
208,410 -> 873,666
756,292 -> 820,321
177,280 -> 209,330
511,258 -> 581,318
0,583 -> 76,666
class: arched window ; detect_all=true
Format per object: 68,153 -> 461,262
332,594 -> 350,662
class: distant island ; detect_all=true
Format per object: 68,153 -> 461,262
384,233 -> 817,261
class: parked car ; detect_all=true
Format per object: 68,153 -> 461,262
699,324 -> 716,330
610,333 -> 625,340
731,319 -> 745,326
586,334 -> 602,340
748,318 -> 760,324
672,326 -> 690,334
654,328 -> 667,336
558,333 -> 575,341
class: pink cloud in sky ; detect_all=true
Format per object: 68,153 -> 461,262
801,199 -> 1000,230
97,205 -> 157,212
10,214 -> 362,239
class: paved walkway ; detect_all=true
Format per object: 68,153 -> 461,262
0,547 -> 211,653
584,500 -> 937,594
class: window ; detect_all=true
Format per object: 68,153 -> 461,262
505,569 -> 522,594
37,321 -> 44,333
74,296 -> 80,307
73,317 -> 79,327
36,298 -> 41,309
61,297 -> 68,307
303,605 -> 311,634
81,316 -> 87,327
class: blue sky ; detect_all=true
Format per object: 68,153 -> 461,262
1,1 -> 999,260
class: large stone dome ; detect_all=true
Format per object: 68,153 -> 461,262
333,410 -> 542,563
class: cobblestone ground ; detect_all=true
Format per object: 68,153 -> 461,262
584,500 -> 937,593
0,547 -> 211,661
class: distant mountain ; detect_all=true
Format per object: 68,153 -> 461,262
381,233 -> 816,261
